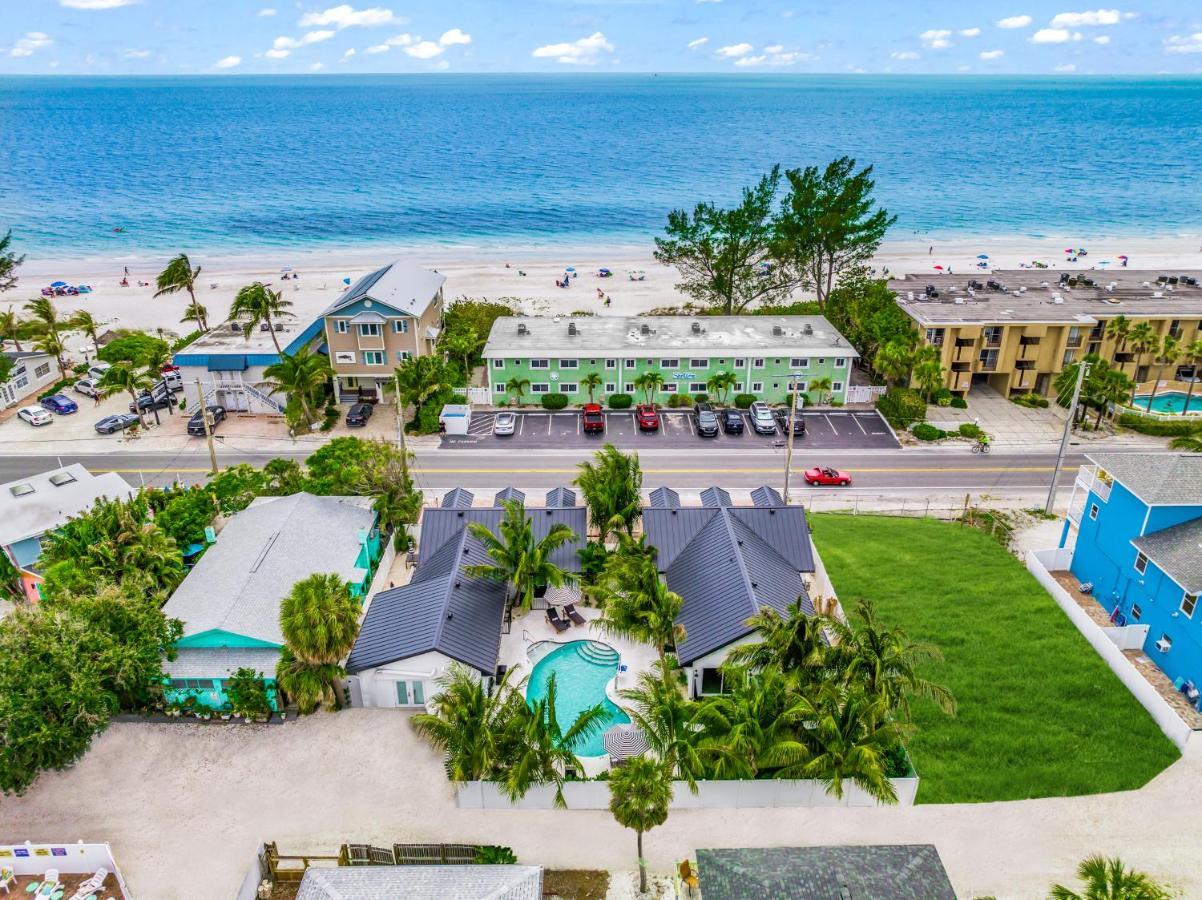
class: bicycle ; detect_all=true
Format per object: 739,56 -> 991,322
971,439 -> 991,454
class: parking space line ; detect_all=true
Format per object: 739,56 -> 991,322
546,416 -> 552,436
823,414 -> 836,432
852,415 -> 868,435
518,416 -> 525,436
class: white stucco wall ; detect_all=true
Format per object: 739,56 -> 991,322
350,651 -> 465,709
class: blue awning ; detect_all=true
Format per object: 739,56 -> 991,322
208,355 -> 248,372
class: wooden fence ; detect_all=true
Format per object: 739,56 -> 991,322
263,841 -> 481,883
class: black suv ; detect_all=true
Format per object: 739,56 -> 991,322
346,403 -> 374,428
129,389 -> 173,413
693,402 -> 719,437
720,408 -> 745,434
187,405 -> 227,436
774,407 -> 806,436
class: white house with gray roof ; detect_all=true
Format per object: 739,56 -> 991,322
296,864 -> 542,900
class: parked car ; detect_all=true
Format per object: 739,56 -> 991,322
774,407 -> 806,436
40,394 -> 79,415
694,402 -> 719,437
582,403 -> 605,434
73,377 -> 102,398
187,405 -> 227,436
129,389 -> 174,413
720,408 -> 745,434
87,362 -> 112,382
493,411 -> 516,436
94,413 -> 141,435
748,401 -> 777,435
635,404 -> 660,431
160,369 -> 184,392
17,405 -> 52,426
345,403 -> 374,428
804,466 -> 852,487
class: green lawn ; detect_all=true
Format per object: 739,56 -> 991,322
810,514 -> 1179,804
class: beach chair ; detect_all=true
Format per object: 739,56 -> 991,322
677,860 -> 699,896
66,868 -> 107,900
563,603 -> 586,626
546,607 -> 570,633
34,870 -> 60,898
0,866 -> 13,894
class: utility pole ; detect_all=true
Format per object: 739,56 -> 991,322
1046,361 -> 1089,515
783,377 -> 801,504
194,378 -> 218,475
393,371 -> 408,454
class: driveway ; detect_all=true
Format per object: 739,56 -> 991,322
442,409 -> 899,451
3,712 -> 1196,900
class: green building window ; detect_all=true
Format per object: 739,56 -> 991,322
531,359 -> 549,369
690,358 -> 708,368
559,359 -> 578,369
661,359 -> 679,369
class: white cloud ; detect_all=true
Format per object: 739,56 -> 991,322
734,50 -> 816,67
265,48 -> 290,59
1093,35 -> 1111,44
10,33 -> 53,57
920,29 -> 953,49
272,30 -> 336,50
997,14 -> 1033,28
1050,9 -> 1121,27
258,7 -> 277,16
979,49 -> 1005,59
763,44 -> 783,53
365,44 -> 390,53
299,5 -> 395,29
715,42 -> 753,58
123,48 -> 151,58
215,55 -> 242,69
890,50 -> 920,60
1031,27 -> 1074,43
439,28 -> 471,46
1164,33 -> 1202,54
404,40 -> 444,59
1054,62 -> 1077,71
60,0 -> 133,8
343,47 -> 357,57
959,27 -> 981,37
309,62 -> 325,71
531,32 -> 614,65
687,37 -> 709,49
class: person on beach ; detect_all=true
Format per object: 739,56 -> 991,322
605,295 -> 612,307
928,246 -> 933,255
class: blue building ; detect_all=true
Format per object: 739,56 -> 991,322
1063,453 -> 1202,696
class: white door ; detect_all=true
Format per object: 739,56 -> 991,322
392,679 -> 426,708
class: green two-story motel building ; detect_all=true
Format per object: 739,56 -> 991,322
482,315 -> 859,406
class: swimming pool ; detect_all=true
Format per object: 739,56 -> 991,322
1131,391 -> 1202,415
526,640 -> 630,757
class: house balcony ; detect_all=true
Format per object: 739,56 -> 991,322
357,333 -> 385,351
1067,464 -> 1111,525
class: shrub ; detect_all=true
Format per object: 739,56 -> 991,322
71,362 -> 89,375
911,423 -> 945,441
607,393 -> 632,409
98,331 -> 170,367
667,393 -> 690,408
958,422 -> 982,439
171,329 -> 204,353
541,393 -> 570,410
876,387 -> 927,428
691,393 -> 709,403
38,378 -> 74,401
225,668 -> 272,720
950,396 -> 968,409
1010,393 -> 1049,409
734,393 -> 756,409
1116,412 -> 1202,437
932,387 -> 953,405
474,846 -> 518,865
830,399 -> 844,408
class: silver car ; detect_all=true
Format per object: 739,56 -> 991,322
493,411 -> 516,436
748,401 -> 777,435
18,405 -> 53,426
74,377 -> 102,398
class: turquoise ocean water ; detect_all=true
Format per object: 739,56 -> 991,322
1,75 -> 1200,259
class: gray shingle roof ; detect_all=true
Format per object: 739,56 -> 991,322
441,487 -> 475,509
649,486 -> 680,509
1132,516 -> 1202,594
696,846 -> 956,900
297,865 -> 543,900
700,486 -> 733,508
162,647 -> 282,679
545,486 -> 576,508
0,464 -> 137,547
1088,453 -> 1202,506
347,529 -> 506,675
320,261 -> 447,320
417,506 -> 588,571
494,487 -> 525,505
162,494 -> 376,645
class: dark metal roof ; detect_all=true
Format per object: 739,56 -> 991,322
347,529 -> 506,675
649,486 -> 680,509
441,488 -> 475,510
417,505 -> 588,571
700,486 -> 733,508
1132,515 -> 1202,594
697,846 -> 956,900
545,486 -> 577,508
494,487 -> 526,506
643,500 -> 814,573
751,485 -> 784,508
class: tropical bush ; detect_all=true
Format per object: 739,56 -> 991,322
473,846 -> 518,865
666,393 -> 690,408
147,485 -> 218,550
225,668 -> 273,720
97,330 -> 171,367
607,393 -> 633,409
1010,392 -> 1049,409
1116,413 -> 1201,437
949,396 -> 968,409
439,299 -> 514,369
541,393 -> 570,410
734,393 -> 756,409
875,387 -> 927,428
958,422 -> 982,439
911,423 -> 945,441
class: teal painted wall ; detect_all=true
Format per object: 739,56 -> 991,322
165,676 -> 281,712
176,629 -> 282,650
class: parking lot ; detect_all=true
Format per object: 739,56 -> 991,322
441,408 -> 899,451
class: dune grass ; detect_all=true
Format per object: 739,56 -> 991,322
810,513 -> 1180,804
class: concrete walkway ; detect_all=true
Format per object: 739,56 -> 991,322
2,711 -> 1195,900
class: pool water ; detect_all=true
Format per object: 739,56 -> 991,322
1132,391 -> 1202,415
526,641 -> 630,757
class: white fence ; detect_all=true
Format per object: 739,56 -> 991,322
0,842 -> 131,896
846,385 -> 886,404
453,386 -> 492,405
456,775 -> 918,810
1027,547 -> 1202,756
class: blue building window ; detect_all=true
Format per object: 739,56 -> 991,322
1089,503 -> 1099,520
1131,604 -> 1142,620
1182,593 -> 1198,619
1135,552 -> 1148,575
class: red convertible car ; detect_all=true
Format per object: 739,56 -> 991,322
636,404 -> 660,431
804,466 -> 852,487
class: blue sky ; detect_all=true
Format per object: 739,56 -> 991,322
4,1 -> 1202,75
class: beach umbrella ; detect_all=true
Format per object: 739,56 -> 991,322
280,266 -> 293,273
977,254 -> 989,259
50,280 -> 67,288
603,724 -> 650,760
1118,255 -> 1129,261
933,265 -> 944,270
1098,259 -> 1111,265
342,277 -> 351,285
566,266 -> 576,273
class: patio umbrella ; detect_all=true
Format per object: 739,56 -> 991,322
603,724 -> 650,760
343,277 -> 352,285
933,265 -> 944,270
565,266 -> 576,273
1118,254 -> 1129,260
542,584 -> 579,607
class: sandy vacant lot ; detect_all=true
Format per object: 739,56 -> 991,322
1,710 -> 1195,900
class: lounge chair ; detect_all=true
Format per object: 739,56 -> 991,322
66,869 -> 107,900
677,860 -> 699,896
35,870 -> 60,898
0,866 -> 13,894
563,603 -> 586,626
546,607 -> 570,633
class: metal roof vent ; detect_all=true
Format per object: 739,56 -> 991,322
517,323 -> 528,335
49,472 -> 77,487
772,325 -> 783,336
9,483 -> 34,497
641,323 -> 651,335
803,324 -> 813,335
691,321 -> 702,333
568,322 -> 577,335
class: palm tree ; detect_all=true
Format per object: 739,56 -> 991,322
465,499 -> 577,610
705,370 -> 738,404
439,325 -> 478,378
1144,334 -> 1180,410
504,377 -> 530,406
808,375 -> 833,406
1105,315 -> 1130,364
229,282 -> 294,353
633,371 -> 665,404
1126,322 -> 1157,388
181,300 -> 210,332
69,310 -> 102,356
0,305 -> 24,350
261,345 -> 331,428
694,666 -> 811,779
1094,367 -> 1134,428
1050,854 -> 1172,900
725,596 -> 829,685
98,363 -> 155,424
574,444 -> 643,540
608,755 -> 673,894
33,331 -> 69,380
912,357 -> 944,401
593,546 -> 685,665
873,340 -> 912,388
155,253 -> 202,310
393,354 -> 447,429
620,659 -> 707,789
275,572 -> 362,713
23,296 -> 62,343
1179,339 -> 1202,416
582,371 -> 603,403
1169,434 -> 1202,453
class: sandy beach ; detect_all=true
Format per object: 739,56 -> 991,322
10,235 -> 1202,359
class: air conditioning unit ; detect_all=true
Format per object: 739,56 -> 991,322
1155,638 -> 1172,653
517,323 -> 528,335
